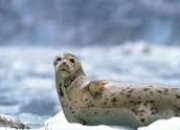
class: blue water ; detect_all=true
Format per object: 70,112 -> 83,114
0,42 -> 180,129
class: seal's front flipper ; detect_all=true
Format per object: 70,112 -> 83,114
87,81 -> 106,98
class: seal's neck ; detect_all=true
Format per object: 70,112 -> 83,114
64,68 -> 85,88
55,67 -> 86,101
56,67 -> 86,90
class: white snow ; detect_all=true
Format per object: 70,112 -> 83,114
138,117 -> 180,130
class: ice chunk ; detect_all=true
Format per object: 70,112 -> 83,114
138,117 -> 180,130
0,113 -> 29,129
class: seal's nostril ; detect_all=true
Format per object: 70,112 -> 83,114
62,62 -> 66,65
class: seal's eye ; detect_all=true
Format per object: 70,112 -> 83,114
69,58 -> 75,63
56,57 -> 61,61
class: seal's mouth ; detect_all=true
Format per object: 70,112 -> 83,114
56,63 -> 69,70
58,65 -> 70,72
56,63 -> 73,75
61,68 -> 67,72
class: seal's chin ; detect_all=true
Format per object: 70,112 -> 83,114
59,70 -> 70,77
61,68 -> 68,72
57,66 -> 74,77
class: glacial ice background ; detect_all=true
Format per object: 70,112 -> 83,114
1,42 -> 180,130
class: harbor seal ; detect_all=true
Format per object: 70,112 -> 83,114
54,53 -> 180,129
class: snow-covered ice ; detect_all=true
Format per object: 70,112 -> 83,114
0,113 -> 29,129
138,117 -> 180,130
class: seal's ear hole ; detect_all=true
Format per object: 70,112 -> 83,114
69,58 -> 75,63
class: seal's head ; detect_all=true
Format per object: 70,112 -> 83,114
54,53 -> 82,77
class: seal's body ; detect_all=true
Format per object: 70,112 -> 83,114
54,53 -> 180,129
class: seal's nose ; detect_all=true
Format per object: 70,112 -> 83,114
62,61 -> 66,65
